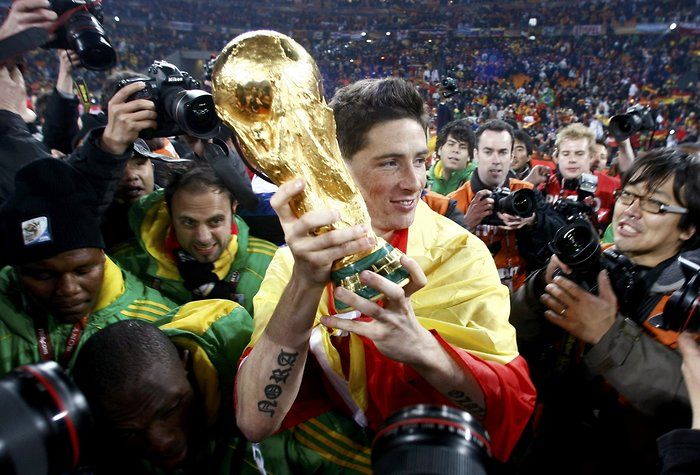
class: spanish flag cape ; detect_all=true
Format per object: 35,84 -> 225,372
246,201 -> 535,461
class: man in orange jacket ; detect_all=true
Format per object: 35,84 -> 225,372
449,120 -> 566,291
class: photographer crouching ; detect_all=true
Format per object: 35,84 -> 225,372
510,147 -> 700,474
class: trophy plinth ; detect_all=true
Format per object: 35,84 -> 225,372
331,243 -> 410,312
211,30 -> 411,312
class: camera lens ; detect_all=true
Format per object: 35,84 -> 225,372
0,361 -> 92,475
558,226 -> 590,255
65,12 -> 117,71
372,405 -> 491,475
505,188 -> 536,217
165,89 -> 221,139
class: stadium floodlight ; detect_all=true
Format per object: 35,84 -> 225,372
114,16 -> 120,22
361,31 -> 367,37
529,35 -> 536,41
529,18 -> 537,27
670,23 -> 678,30
386,31 -> 391,36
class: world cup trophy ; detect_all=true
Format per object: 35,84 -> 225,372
211,30 -> 409,311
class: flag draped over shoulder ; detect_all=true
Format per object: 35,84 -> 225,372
247,201 -> 535,461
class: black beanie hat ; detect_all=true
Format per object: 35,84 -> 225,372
0,159 -> 105,265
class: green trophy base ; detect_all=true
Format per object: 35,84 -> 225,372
330,243 -> 410,313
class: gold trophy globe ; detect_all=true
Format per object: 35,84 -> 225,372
211,30 -> 409,312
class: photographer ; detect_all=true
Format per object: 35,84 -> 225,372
0,63 -> 157,214
510,148 -> 699,474
448,120 -> 566,291
539,123 -> 620,232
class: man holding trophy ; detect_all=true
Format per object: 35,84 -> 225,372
212,31 -> 535,471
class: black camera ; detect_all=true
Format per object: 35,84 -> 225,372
549,222 -> 642,313
0,361 -> 93,475
372,405 -> 491,475
441,77 -> 460,99
549,220 -> 602,292
481,187 -> 536,226
116,61 -> 221,139
43,0 -> 116,71
649,257 -> 700,333
608,105 -> 655,141
553,173 -> 599,226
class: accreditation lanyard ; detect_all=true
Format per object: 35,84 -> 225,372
34,315 -> 89,367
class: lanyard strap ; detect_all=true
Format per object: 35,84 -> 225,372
34,316 -> 89,367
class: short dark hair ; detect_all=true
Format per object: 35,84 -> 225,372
330,78 -> 429,160
164,162 -> 234,212
623,147 -> 700,251
436,119 -> 475,160
513,129 -> 533,156
73,320 -> 180,408
475,119 -> 515,151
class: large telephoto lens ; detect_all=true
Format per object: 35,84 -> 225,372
64,12 -> 117,71
164,88 -> 221,138
500,188 -> 536,218
372,405 -> 492,475
549,221 -> 602,291
609,113 -> 639,140
0,361 -> 92,475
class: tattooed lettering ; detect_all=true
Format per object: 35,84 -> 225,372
277,350 -> 299,367
257,400 -> 278,417
257,349 -> 300,417
264,384 -> 282,400
270,367 -> 292,384
447,390 -> 486,419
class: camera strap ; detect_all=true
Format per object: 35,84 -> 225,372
0,27 -> 48,66
74,76 -> 92,113
34,315 -> 89,367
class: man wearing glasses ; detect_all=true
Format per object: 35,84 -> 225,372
509,147 -> 699,474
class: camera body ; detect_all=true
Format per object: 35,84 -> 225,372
608,105 -> 655,141
116,61 -> 221,139
43,0 -> 116,71
651,257 -> 700,333
553,173 -> 599,227
440,77 -> 460,98
481,187 -> 536,226
550,221 -> 641,313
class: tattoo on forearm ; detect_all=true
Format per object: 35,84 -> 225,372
257,349 -> 299,418
447,390 -> 486,419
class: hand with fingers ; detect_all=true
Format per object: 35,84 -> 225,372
524,164 -> 551,186
540,269 -> 618,344
56,49 -> 79,94
270,178 -> 377,289
0,0 -> 57,42
497,212 -> 536,230
320,254 -> 432,365
99,81 -> 158,155
465,189 -> 494,230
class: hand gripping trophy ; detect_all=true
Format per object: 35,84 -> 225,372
211,30 -> 409,311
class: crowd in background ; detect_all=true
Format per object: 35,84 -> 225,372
13,0 -> 699,162
1,0 -> 700,474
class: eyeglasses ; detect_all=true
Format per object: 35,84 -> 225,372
615,190 -> 688,215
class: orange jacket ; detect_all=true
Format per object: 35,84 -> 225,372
449,178 -> 534,291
